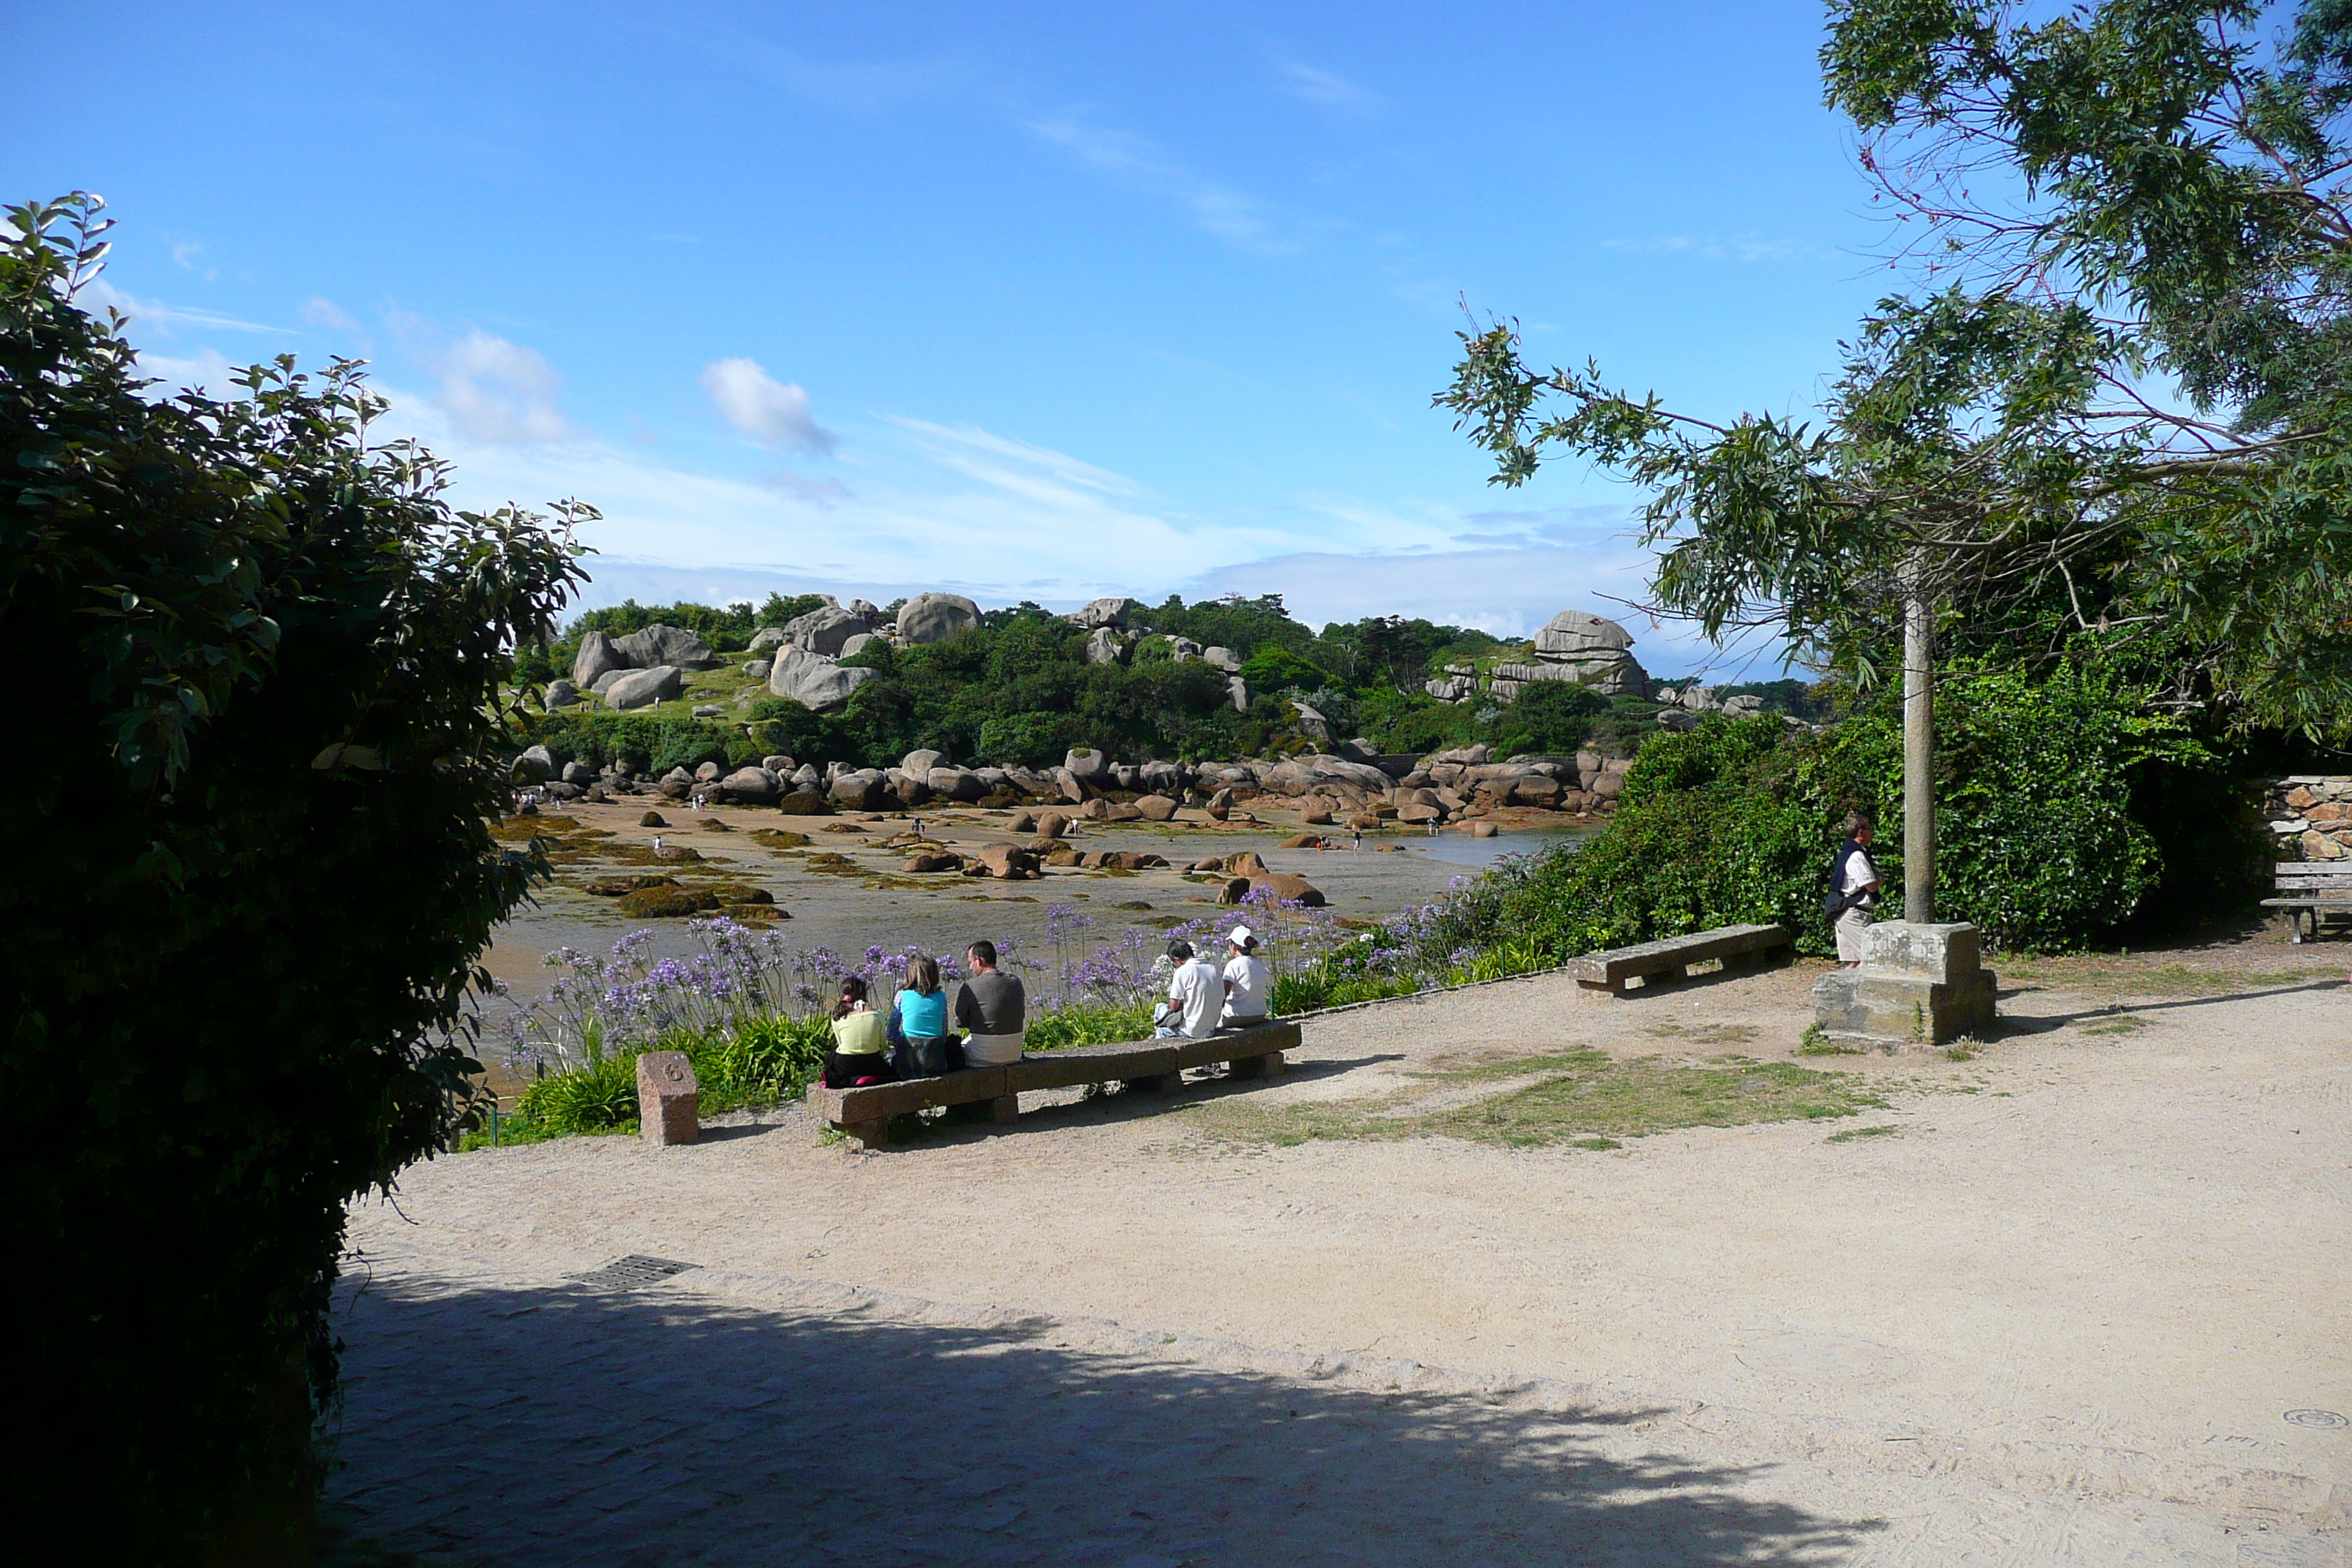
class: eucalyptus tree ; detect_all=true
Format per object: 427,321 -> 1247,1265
1440,0 -> 2352,916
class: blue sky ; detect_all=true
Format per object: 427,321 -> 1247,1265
12,1 -> 1892,679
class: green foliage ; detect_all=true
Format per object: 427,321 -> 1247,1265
1486,679 -> 1607,758
3,194 -> 587,1551
1022,1000 -> 1157,1049
512,1015 -> 831,1136
976,710 -> 1085,768
569,598 -> 759,652
1463,663 -> 2250,963
1239,643 -> 1328,693
525,710 -> 759,773
1441,0 -> 2352,738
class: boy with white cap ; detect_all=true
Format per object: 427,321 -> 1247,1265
1220,924 -> 1270,1029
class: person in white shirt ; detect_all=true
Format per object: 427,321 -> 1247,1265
1153,941 -> 1224,1039
1220,924 -> 1270,1028
1830,813 -> 1882,966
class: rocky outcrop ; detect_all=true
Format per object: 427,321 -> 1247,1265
840,632 -> 878,659
1084,626 -> 1126,666
543,679 -> 578,708
604,666 -> 685,709
767,647 -> 876,712
612,624 -> 721,671
573,630 -> 622,687
1227,675 -> 1250,712
1069,596 -> 1139,630
1063,747 -> 1109,784
747,626 -> 787,653
516,744 -> 557,780
897,592 -> 982,644
1526,609 -> 1649,697
1202,645 -> 1241,672
782,599 -> 870,656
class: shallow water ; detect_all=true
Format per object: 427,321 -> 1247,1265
477,804 -> 1588,1013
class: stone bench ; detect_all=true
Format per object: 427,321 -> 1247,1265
2262,862 -> 2352,943
1563,923 -> 1791,995
805,1021 -> 1303,1148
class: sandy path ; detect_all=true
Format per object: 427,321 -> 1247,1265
331,947 -> 2351,1564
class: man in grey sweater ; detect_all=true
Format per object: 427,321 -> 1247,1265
953,941 -> 1026,1066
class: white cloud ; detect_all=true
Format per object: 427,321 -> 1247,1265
301,296 -> 363,333
435,328 -> 568,444
78,278 -> 287,336
1278,61 -> 1375,113
1030,116 -> 1310,257
700,358 -> 838,455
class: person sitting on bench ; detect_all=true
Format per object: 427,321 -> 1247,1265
953,940 -> 1025,1066
1219,924 -> 1270,1030
1154,939 -> 1224,1039
891,954 -> 956,1077
822,976 -> 895,1089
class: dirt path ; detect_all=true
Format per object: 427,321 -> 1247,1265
330,943 -> 2351,1565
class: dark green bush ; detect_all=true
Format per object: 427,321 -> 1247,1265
3,195 -> 584,1556
1471,662 -> 2252,962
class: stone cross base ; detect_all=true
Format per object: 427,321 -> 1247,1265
1812,921 -> 1997,1049
637,1050 -> 700,1146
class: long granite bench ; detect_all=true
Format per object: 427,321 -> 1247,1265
1564,923 -> 1791,995
805,1021 -> 1303,1148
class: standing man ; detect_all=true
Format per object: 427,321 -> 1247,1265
1827,813 -> 1882,968
953,940 -> 1026,1066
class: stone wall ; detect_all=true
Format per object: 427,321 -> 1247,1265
2264,775 -> 2352,862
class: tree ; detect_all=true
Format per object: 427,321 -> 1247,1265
1440,0 -> 2352,743
3,195 -> 587,1557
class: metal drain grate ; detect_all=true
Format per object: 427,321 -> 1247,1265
566,1254 -> 699,1290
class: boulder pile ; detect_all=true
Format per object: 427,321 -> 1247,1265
1425,608 -> 1651,704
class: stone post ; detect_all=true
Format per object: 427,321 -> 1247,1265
636,1051 -> 698,1146
1903,562 -> 1935,924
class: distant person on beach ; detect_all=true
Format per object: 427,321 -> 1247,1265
954,941 -> 1025,1066
891,954 -> 954,1077
823,976 -> 894,1088
1827,813 -> 1882,967
1155,940 -> 1224,1039
1220,925 -> 1270,1028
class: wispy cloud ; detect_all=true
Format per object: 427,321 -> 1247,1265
80,279 -> 289,336
1030,116 -> 1311,257
1277,61 -> 1376,113
701,358 -> 838,456
1602,234 -> 1827,263
724,36 -> 958,113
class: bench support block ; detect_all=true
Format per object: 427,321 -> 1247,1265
989,1093 -> 1019,1123
1813,922 -> 1997,1047
843,1117 -> 891,1150
1229,1050 -> 1284,1079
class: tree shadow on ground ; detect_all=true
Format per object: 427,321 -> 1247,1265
1991,977 -> 2345,1035
323,1264 -> 1881,1567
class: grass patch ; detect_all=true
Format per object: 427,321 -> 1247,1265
1825,1123 -> 1899,1144
2084,1014 -> 2149,1036
1944,1042 -> 1981,1060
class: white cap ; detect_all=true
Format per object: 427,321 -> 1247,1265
1227,924 -> 1254,948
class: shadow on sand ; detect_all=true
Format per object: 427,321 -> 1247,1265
323,1262 -> 1881,1567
